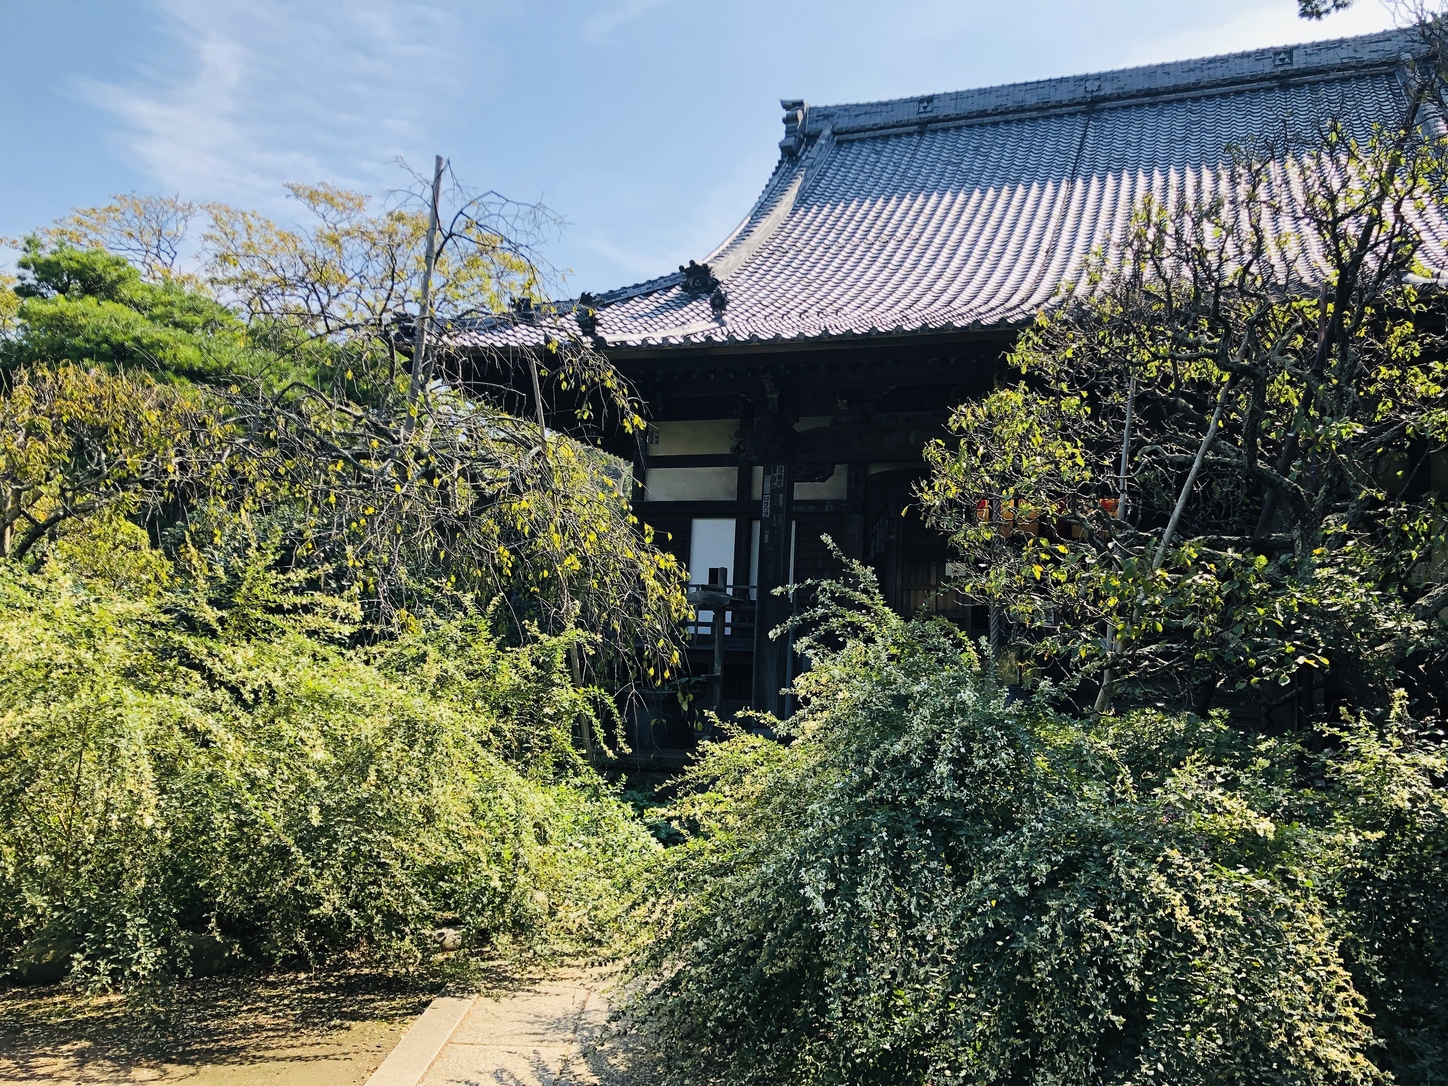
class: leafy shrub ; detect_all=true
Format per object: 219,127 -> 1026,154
1320,717 -> 1448,1082
630,567 -> 1447,1085
0,520 -> 656,989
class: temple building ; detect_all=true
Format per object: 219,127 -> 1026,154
458,27 -> 1446,726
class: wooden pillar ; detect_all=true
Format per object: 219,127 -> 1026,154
752,462 -> 792,714
734,461 -> 755,593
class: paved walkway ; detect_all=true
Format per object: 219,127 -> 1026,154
370,967 -> 656,1086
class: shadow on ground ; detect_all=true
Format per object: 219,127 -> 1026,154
0,959 -> 667,1086
0,964 -> 453,1085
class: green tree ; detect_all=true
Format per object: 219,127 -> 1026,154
5,183 -> 689,674
918,117 -> 1448,721
204,181 -> 543,395
214,374 -> 687,670
1299,0 -> 1354,17
0,176 -> 689,996
0,274 -> 19,339
3,241 -> 277,384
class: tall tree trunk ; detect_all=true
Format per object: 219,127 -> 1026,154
406,155 -> 446,417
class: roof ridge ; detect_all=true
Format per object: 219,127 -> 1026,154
448,25 -> 1447,354
803,26 -> 1417,137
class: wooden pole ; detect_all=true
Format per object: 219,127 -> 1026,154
406,155 -> 445,413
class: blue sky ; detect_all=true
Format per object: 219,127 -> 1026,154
0,0 -> 1398,295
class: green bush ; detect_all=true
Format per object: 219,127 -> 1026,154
1321,717 -> 1448,1082
0,521 -> 657,989
630,567 -> 1448,1086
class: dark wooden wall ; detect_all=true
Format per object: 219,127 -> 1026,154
608,332 -> 1011,716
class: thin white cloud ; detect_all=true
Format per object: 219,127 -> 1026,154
81,0 -> 455,211
581,0 -> 674,45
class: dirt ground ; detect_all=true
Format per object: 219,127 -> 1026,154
0,959 -> 665,1086
0,967 -> 435,1086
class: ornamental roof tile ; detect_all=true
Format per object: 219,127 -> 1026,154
455,27 -> 1448,352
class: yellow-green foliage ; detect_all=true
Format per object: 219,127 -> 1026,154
0,363 -> 227,564
0,520 -> 657,988
631,564 -> 1448,1086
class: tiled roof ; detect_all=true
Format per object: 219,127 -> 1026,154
457,27 -> 1448,352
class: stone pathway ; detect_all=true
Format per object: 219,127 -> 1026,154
371,967 -> 656,1086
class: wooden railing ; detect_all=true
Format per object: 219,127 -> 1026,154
683,584 -> 758,646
